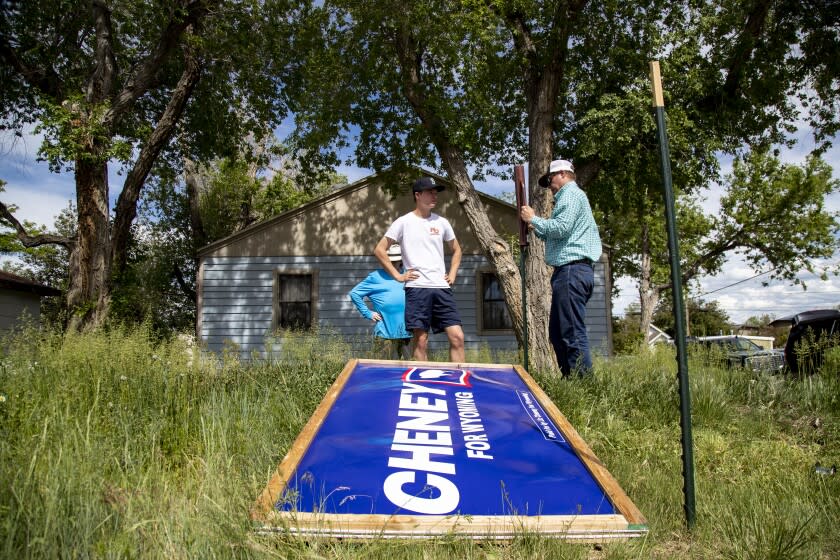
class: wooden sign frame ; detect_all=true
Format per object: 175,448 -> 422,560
251,359 -> 647,540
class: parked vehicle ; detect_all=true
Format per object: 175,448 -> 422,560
687,335 -> 786,374
769,309 -> 840,376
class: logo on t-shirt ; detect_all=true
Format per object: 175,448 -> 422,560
429,226 -> 440,236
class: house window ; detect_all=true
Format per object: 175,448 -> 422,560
480,272 -> 512,331
275,272 -> 314,330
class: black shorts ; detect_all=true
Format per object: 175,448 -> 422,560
404,287 -> 462,334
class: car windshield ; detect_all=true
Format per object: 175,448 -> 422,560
718,338 -> 762,352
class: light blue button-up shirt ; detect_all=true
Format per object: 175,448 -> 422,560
349,269 -> 411,339
530,181 -> 602,267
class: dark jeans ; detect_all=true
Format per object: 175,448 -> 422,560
549,261 -> 595,377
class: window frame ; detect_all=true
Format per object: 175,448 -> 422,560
476,268 -> 514,334
272,269 -> 319,331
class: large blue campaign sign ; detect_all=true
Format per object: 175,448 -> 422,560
253,360 -> 647,539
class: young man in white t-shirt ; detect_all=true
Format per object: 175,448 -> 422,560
374,176 -> 465,362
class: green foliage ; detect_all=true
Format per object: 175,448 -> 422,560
35,96 -> 133,172
1,0 -> 301,169
612,314 -> 646,355
108,226 -> 196,333
198,158 -> 264,240
791,329 -> 840,378
1,0 -> 314,329
196,154 -> 341,242
654,297 -> 732,338
710,149 -> 840,285
287,0 -> 528,175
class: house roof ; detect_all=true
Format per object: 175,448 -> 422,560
0,271 -> 61,296
197,168 -> 520,259
647,323 -> 673,345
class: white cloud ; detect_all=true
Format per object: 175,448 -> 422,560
700,255 -> 840,322
1,183 -> 74,228
615,254 -> 840,325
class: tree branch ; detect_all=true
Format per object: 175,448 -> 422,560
103,0 -> 208,129
493,5 -> 535,63
173,263 -> 196,301
0,34 -> 62,97
111,36 -> 204,276
548,0 -> 587,69
86,0 -> 118,104
697,0 -> 773,110
0,201 -> 74,249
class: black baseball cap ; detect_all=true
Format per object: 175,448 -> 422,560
412,177 -> 445,192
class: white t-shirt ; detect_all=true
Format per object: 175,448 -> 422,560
384,212 -> 456,288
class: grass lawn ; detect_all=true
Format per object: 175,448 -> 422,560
1,326 -> 838,559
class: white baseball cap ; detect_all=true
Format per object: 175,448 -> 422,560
538,159 -> 575,187
387,244 -> 402,262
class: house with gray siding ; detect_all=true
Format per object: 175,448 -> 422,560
0,271 -> 61,333
196,171 -> 612,359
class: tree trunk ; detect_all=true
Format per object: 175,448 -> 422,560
637,222 -> 659,342
684,297 -> 691,336
523,72 -> 562,373
638,284 -> 659,346
67,157 -> 111,331
438,149 -> 526,347
184,157 -> 208,250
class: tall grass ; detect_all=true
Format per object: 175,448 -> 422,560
0,326 -> 838,558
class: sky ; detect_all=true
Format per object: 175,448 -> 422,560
1,125 -> 838,326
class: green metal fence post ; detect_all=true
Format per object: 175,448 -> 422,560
650,61 -> 696,529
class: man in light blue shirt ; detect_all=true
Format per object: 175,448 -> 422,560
349,244 -> 411,359
520,159 -> 602,377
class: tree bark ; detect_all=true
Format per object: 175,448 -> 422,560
636,221 -> 659,343
638,284 -> 659,346
67,156 -> 111,331
440,150 -> 527,348
184,157 -> 209,250
524,81 -> 560,372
